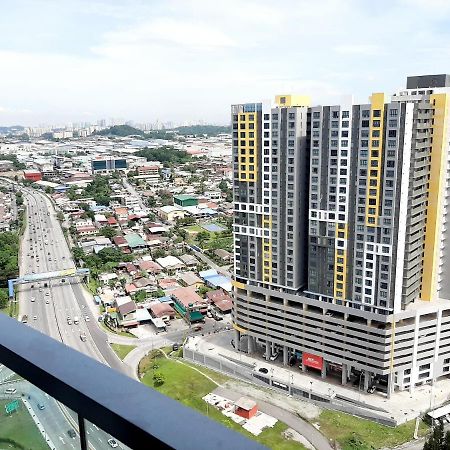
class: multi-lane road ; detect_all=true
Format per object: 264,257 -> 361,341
1,181 -> 231,449
14,187 -> 127,449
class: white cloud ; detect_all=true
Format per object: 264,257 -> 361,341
334,44 -> 384,56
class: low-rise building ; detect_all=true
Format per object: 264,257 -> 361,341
114,296 -> 138,327
158,205 -> 186,222
173,194 -> 198,207
156,256 -> 185,273
149,302 -> 176,322
171,286 -> 208,322
178,272 -> 204,289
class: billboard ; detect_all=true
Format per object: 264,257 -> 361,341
302,352 -> 323,370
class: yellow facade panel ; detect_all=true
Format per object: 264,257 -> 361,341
275,94 -> 311,107
421,93 -> 449,302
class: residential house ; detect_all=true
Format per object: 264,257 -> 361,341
114,296 -> 138,328
149,302 -> 176,322
158,278 -> 181,291
138,260 -> 162,274
178,254 -> 199,268
205,289 -> 232,314
158,205 -> 186,222
171,286 -> 208,323
156,256 -> 185,273
178,272 -> 204,289
124,233 -> 147,251
214,249 -> 233,262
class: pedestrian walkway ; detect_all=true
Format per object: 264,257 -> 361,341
213,386 -> 333,450
188,333 -> 450,424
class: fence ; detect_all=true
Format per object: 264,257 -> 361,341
183,347 -> 398,427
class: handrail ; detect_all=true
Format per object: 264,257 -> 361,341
0,314 -> 265,450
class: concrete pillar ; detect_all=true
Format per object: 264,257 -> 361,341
387,371 -> 395,399
234,330 -> 240,352
364,370 -> 370,392
341,363 -> 347,385
321,361 -> 327,379
265,341 -> 270,361
301,363 -> 306,372
283,346 -> 288,366
271,341 -> 275,354
247,335 -> 255,354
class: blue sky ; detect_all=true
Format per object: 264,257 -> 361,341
1,0 -> 450,125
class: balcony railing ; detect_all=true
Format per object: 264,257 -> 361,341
0,313 -> 264,449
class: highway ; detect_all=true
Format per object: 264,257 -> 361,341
14,187 -> 127,449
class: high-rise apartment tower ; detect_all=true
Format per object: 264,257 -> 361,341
232,75 -> 450,396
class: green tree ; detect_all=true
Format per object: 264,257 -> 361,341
136,146 -> 191,165
57,211 -> 65,222
152,248 -> 166,259
424,423 -> 445,450
196,231 -> 210,249
153,371 -> 165,387
0,288 -> 9,310
15,192 -> 23,206
99,226 -> 117,239
73,247 -> 86,262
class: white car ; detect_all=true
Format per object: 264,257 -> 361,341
33,316 -> 37,321
85,316 -> 90,322
107,439 -> 118,448
45,299 -> 50,304
45,292 -> 50,296
30,297 -> 35,302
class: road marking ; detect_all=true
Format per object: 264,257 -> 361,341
59,436 -> 66,444
98,437 -> 103,442
93,424 -> 99,431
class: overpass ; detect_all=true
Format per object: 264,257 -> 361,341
8,268 -> 90,298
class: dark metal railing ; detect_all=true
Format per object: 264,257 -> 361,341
0,314 -> 265,449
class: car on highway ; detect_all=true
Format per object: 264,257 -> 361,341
108,438 -> 118,448
30,297 -> 35,302
80,333 -> 87,342
39,288 -> 42,292
33,316 -> 37,321
67,429 -> 76,439
37,403 -> 45,410
67,317 -> 72,325
5,388 -> 17,394
85,316 -> 90,322
45,292 -> 50,296
258,367 -> 269,374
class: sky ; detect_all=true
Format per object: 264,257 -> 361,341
1,0 -> 450,126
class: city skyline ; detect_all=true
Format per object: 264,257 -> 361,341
1,0 -> 450,125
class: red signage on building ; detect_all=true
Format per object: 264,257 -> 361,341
302,352 -> 323,370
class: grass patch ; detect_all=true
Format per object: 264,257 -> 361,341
111,343 -> 136,360
140,352 -> 306,449
87,278 -> 100,295
317,410 -> 429,449
99,321 -> 135,338
184,225 -> 203,233
0,399 -> 47,450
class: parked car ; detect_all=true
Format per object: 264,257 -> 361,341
258,367 -> 269,374
37,403 -> 45,410
172,343 -> 179,351
108,439 -> 118,448
193,325 -> 203,332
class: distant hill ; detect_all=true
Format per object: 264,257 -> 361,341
173,125 -> 231,136
94,125 -> 144,137
95,124 -> 230,139
0,125 -> 25,134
